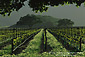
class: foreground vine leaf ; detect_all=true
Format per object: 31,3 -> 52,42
0,0 -> 85,16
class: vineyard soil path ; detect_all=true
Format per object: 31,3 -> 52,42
19,29 -> 44,54
13,29 -> 43,54
46,30 -> 69,52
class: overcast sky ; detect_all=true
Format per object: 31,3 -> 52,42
0,2 -> 85,27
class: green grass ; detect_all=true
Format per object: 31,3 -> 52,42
21,29 -> 43,54
0,45 -> 11,56
46,30 -> 70,56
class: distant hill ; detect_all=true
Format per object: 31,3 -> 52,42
9,14 -> 60,28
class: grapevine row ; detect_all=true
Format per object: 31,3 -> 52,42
48,27 -> 85,51
12,29 -> 41,54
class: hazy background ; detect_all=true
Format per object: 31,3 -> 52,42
0,1 -> 85,27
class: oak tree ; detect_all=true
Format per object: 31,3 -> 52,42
57,19 -> 74,27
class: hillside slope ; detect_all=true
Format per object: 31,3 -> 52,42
9,14 -> 60,28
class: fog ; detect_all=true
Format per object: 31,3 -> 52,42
0,2 -> 85,27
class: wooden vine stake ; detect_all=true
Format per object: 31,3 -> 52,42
80,38 -> 82,51
77,27 -> 82,51
44,28 -> 47,51
42,30 -> 45,51
12,38 -> 13,55
11,28 -> 15,54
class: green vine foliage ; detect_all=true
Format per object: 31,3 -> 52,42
0,0 -> 85,16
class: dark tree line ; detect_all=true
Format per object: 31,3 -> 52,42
57,19 -> 74,27
0,0 -> 85,16
17,14 -> 42,28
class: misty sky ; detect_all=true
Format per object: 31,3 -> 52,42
0,1 -> 85,27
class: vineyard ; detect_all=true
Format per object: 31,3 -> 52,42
48,27 -> 85,52
0,28 -> 40,56
0,28 -> 85,57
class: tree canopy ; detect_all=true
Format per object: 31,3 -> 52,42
0,0 -> 85,16
16,14 -> 42,28
57,19 -> 74,27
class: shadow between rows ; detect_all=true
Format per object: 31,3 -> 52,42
13,36 -> 34,55
39,36 -> 52,53
48,30 -> 81,55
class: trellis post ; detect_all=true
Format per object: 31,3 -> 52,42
77,27 -> 82,51
11,28 -> 15,54
44,28 -> 47,51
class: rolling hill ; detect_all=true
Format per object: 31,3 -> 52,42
9,14 -> 60,28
